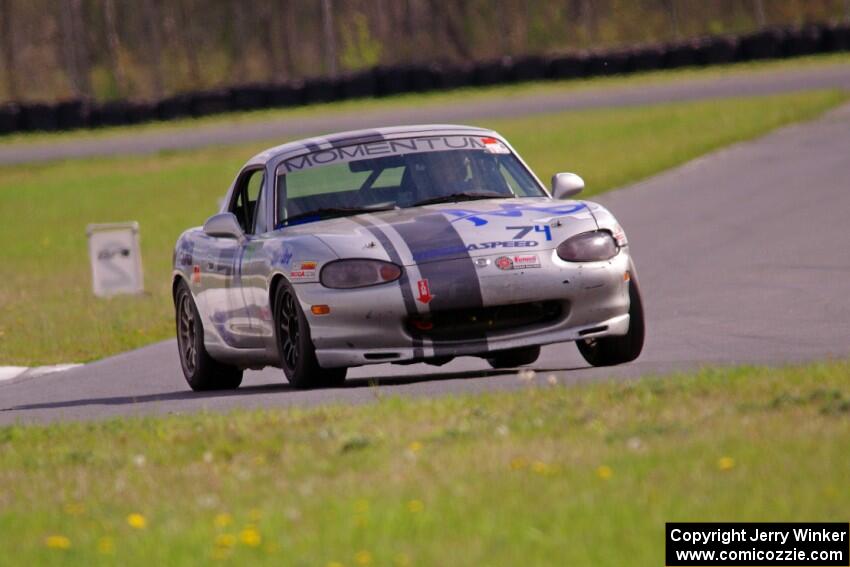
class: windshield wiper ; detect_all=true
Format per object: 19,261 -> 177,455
410,191 -> 509,207
281,204 -> 396,227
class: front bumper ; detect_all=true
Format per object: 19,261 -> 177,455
296,247 -> 633,368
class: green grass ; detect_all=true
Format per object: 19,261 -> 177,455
0,89 -> 845,366
3,52 -> 849,147
0,360 -> 848,565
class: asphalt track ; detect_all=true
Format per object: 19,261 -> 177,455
3,98 -> 849,425
2,64 -> 850,165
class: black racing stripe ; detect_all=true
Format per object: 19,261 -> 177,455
348,216 -> 424,359
385,211 -> 486,356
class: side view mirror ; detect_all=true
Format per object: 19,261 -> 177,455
551,172 -> 585,199
203,212 -> 244,240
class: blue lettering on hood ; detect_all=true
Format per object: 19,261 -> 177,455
441,202 -> 588,226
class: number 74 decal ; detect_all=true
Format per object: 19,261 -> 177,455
506,225 -> 552,241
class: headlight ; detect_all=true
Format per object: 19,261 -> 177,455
556,231 -> 618,262
320,259 -> 402,289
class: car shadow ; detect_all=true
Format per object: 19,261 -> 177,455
2,366 -> 590,413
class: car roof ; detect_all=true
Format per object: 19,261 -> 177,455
245,124 -> 500,167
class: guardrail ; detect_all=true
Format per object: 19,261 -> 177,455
1,23 -> 848,136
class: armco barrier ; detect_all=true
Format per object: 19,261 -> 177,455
738,28 -> 786,60
0,103 -> 19,134
338,71 -> 376,99
472,58 -> 511,85
629,45 -> 666,72
663,41 -> 700,68
509,55 -> 548,82
19,103 -> 59,131
694,36 -> 739,65
3,22 -> 849,134
547,54 -> 587,79
55,100 -> 87,130
823,23 -> 850,51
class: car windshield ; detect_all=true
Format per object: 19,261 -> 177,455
274,135 -> 546,227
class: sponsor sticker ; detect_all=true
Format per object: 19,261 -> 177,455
290,262 -> 317,279
416,279 -> 433,304
495,254 -> 541,270
495,256 -> 514,270
192,264 -> 201,283
612,224 -> 628,246
482,136 -> 511,154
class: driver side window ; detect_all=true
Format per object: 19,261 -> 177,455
229,169 -> 266,235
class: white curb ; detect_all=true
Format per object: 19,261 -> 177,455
0,364 -> 83,382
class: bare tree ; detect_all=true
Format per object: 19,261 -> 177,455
59,0 -> 93,99
0,0 -> 17,101
429,0 -> 471,59
753,0 -> 767,28
661,0 -> 681,40
102,0 -> 127,97
174,1 -> 202,88
229,0 -> 251,83
141,0 -> 165,97
260,0 -> 286,82
321,0 -> 338,76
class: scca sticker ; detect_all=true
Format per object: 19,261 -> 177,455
290,261 -> 317,279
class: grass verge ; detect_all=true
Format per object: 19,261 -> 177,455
0,360 -> 848,565
2,52 -> 849,147
0,89 -> 845,365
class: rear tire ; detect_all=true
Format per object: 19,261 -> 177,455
174,280 -> 243,391
576,267 -> 645,367
486,345 -> 541,369
274,279 -> 347,389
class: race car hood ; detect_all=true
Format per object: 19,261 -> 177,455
283,197 -> 599,266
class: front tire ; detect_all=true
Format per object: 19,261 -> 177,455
274,279 -> 346,389
576,267 -> 645,367
486,345 -> 541,369
174,280 -> 243,391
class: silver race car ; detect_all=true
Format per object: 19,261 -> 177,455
172,125 -> 644,390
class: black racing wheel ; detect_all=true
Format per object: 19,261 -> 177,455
486,345 -> 541,369
273,278 -> 347,389
174,280 -> 243,391
576,263 -> 645,367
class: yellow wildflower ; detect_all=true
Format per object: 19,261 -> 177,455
407,441 -> 422,453
355,550 -> 373,565
214,513 -> 233,528
354,499 -> 369,514
215,533 -> 236,548
407,499 -> 424,513
63,502 -> 85,516
127,513 -> 147,529
510,456 -> 529,470
97,536 -> 115,555
240,526 -> 262,547
596,465 -> 613,480
717,456 -> 735,471
44,535 -> 71,549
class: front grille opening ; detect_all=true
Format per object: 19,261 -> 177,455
364,352 -> 400,360
578,325 -> 608,336
407,301 -> 563,342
